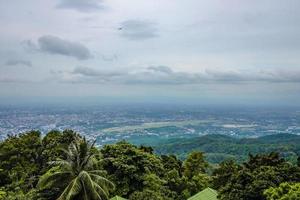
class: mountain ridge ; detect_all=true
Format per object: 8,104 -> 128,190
154,133 -> 300,163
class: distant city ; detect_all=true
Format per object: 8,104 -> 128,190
0,104 -> 299,146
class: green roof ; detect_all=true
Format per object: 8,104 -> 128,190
110,195 -> 127,200
187,187 -> 218,200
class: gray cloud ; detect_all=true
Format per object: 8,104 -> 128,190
72,66 -> 123,77
0,76 -> 32,83
124,66 -> 200,84
53,66 -> 300,85
119,20 -> 158,40
56,0 -> 105,12
204,69 -> 300,83
38,35 -> 92,60
21,40 -> 38,52
5,59 -> 32,67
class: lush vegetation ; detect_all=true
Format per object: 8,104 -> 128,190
264,182 -> 300,200
0,130 -> 299,200
154,133 -> 300,163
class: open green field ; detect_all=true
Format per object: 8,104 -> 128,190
101,120 -> 215,133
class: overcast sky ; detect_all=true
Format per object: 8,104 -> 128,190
0,0 -> 300,105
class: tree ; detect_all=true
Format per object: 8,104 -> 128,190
161,155 -> 183,174
218,153 -> 300,200
212,159 -> 241,189
38,137 -> 114,200
101,141 -> 164,198
181,173 -> 211,198
129,173 -> 174,200
164,169 -> 186,200
175,152 -> 212,199
244,152 -> 285,171
183,152 -> 209,178
41,130 -> 79,168
264,182 -> 300,200
0,131 -> 44,192
0,189 -> 6,200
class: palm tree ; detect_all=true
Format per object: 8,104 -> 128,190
38,137 -> 114,200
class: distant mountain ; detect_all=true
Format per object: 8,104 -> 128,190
255,133 -> 300,143
154,133 -> 300,164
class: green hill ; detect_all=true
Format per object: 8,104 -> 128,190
154,134 -> 300,163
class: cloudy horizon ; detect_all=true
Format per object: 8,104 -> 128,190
1,0 -> 300,105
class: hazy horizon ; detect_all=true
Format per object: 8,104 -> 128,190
1,96 -> 300,108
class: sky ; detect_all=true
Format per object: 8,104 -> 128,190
0,0 -> 300,105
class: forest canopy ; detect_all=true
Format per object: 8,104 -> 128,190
0,130 -> 299,200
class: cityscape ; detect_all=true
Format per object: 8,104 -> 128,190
1,104 -> 299,146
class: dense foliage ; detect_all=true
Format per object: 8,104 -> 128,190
216,153 -> 300,200
0,130 -> 299,200
264,182 -> 300,200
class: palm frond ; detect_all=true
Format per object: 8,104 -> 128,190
80,171 -> 101,200
42,138 -> 114,200
94,183 -> 110,200
89,174 -> 115,190
57,177 -> 81,200
38,169 -> 71,189
87,170 -> 107,176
